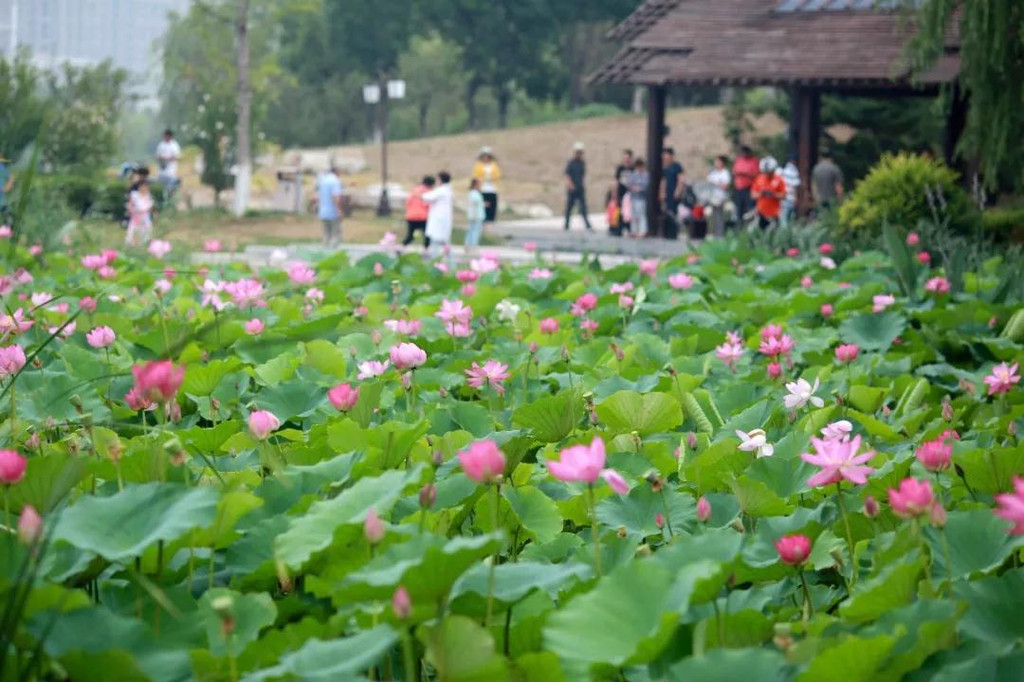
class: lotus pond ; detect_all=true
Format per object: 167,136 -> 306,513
2,233 -> 1024,681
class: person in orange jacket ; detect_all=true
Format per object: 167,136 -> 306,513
403,175 -> 434,249
751,156 -> 787,230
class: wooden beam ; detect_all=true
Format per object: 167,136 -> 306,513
795,87 -> 820,215
646,84 -> 667,237
944,82 -> 968,171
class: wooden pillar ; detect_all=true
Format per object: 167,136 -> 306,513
646,84 -> 667,237
944,82 -> 968,176
794,87 -> 820,215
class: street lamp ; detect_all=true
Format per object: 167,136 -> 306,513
363,78 -> 405,217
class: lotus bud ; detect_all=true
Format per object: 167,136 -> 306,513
697,496 -> 711,523
432,449 -> 444,466
930,502 -> 947,528
864,495 -> 880,518
25,432 -> 40,450
372,330 -> 382,345
18,505 -> 42,545
392,586 -> 412,620
655,513 -> 665,529
729,518 -> 745,534
364,509 -> 386,545
941,397 -> 954,422
276,560 -> 292,593
687,432 -> 698,451
419,483 -> 437,509
882,404 -> 891,417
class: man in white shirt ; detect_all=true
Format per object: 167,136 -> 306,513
155,129 -> 182,191
779,156 -> 801,227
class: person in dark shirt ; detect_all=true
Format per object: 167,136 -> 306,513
661,147 -> 684,217
614,149 -> 633,206
564,142 -> 593,231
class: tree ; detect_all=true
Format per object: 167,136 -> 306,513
397,34 -> 465,137
909,0 -> 1024,190
0,49 -> 46,164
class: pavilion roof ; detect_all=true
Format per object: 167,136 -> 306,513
590,0 -> 959,89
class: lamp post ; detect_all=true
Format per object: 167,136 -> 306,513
363,78 -> 406,217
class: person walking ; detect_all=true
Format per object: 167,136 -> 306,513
751,156 -> 787,230
424,171 -> 454,262
707,155 -> 732,238
564,142 -> 593,231
314,166 -> 344,248
125,176 -> 155,246
155,129 -> 182,199
732,146 -> 759,221
465,178 -> 486,248
661,147 -> 685,218
811,149 -> 844,212
779,156 -> 801,227
403,175 -> 433,249
628,158 -> 651,238
471,147 -> 501,228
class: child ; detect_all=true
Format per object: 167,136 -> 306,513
125,177 -> 155,246
465,178 -> 485,248
424,171 -> 453,266
628,158 -> 650,237
751,156 -> 787,230
403,175 -> 433,249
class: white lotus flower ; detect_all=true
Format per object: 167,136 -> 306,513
496,299 -> 521,323
735,428 -> 774,458
784,377 -> 825,410
821,420 -> 853,440
820,256 -> 837,270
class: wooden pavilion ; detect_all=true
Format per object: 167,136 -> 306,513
590,0 -> 962,234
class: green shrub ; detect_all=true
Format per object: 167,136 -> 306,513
35,173 -> 165,220
982,208 -> 1024,243
837,153 -> 978,237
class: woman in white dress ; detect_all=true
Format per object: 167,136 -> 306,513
423,171 -> 454,266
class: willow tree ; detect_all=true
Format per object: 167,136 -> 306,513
910,0 -> 1024,190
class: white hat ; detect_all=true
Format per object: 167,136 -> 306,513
573,141 -> 585,152
479,146 -> 493,156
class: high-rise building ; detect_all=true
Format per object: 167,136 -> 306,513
0,0 -> 191,99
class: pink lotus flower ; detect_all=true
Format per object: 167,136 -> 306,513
154,279 -> 172,295
353,305 -> 369,318
835,344 -> 859,363
456,270 -> 479,283
204,240 -> 222,252
18,505 -> 41,545
668,273 -> 695,290
458,440 -> 506,483
461,284 -> 476,298
97,265 -> 116,279
79,297 -> 97,313
917,251 -> 931,265
28,245 -> 42,256
697,496 -> 711,522
305,288 -> 324,304
995,477 -> 1024,534
618,294 -> 634,309
580,318 -> 599,333
906,232 -> 920,246
759,334 -> 795,358
686,255 -> 700,265
601,469 -> 630,495
775,534 -> 812,565
872,294 -> 895,313
470,256 -> 500,273
818,243 -> 834,255
925,277 -> 950,294
761,324 -> 783,340
373,262 -> 385,277
131,360 -> 184,403
288,263 -> 316,285
101,249 -> 118,264
0,345 -> 27,377
392,585 -> 412,619
0,308 -> 33,336
610,282 -> 634,294
383,319 -> 422,336
357,360 -> 390,379
821,420 -> 853,440
639,259 -> 659,277
48,321 -> 76,339
800,276 -> 814,288
767,362 -> 782,379
30,292 -> 54,308
571,293 -> 598,317
726,330 -> 743,345
715,342 -> 744,369
465,360 -> 511,395
148,240 -> 172,259
81,254 -> 105,269
436,299 -> 473,327
200,280 -> 228,311
124,386 -> 153,411
820,303 -> 834,317
539,318 -> 559,334
248,410 -> 281,440
446,321 -> 472,337
389,343 -> 427,370
224,278 -> 265,308
523,241 -> 538,252
888,477 -> 934,518
363,508 -> 385,544
245,318 -> 264,335
801,434 -> 874,487
379,232 -> 397,248
916,436 -> 953,472
786,248 -> 800,258
86,326 -> 116,348
0,449 -> 27,484
984,362 -> 1020,395
0,225 -> 10,238
528,268 -> 552,280
547,438 -> 625,491
820,257 -> 837,270
328,383 -> 360,411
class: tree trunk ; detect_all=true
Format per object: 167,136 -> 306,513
418,101 -> 429,138
496,84 -> 511,129
466,77 -> 481,131
232,0 -> 252,218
